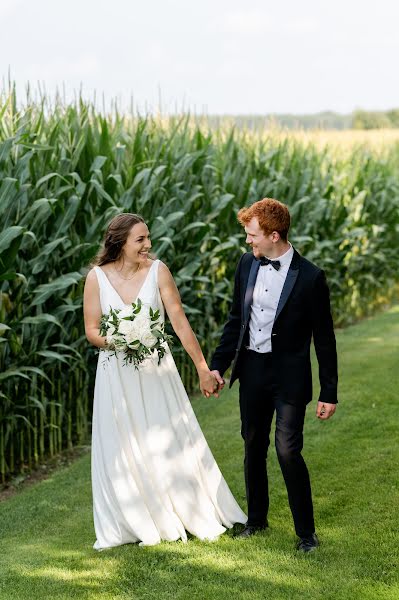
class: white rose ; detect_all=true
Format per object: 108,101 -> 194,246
125,329 -> 140,346
140,330 -> 158,348
131,318 -> 149,338
118,318 -> 136,336
130,315 -> 158,347
118,322 -> 139,350
134,316 -> 147,330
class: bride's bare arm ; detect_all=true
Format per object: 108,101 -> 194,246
83,269 -> 108,348
158,262 -> 218,397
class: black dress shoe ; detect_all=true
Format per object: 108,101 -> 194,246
234,523 -> 268,539
296,533 -> 319,553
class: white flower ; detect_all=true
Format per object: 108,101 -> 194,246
130,311 -> 160,348
125,329 -> 140,346
140,330 -> 158,348
118,319 -> 136,336
131,316 -> 150,338
132,314 -> 147,329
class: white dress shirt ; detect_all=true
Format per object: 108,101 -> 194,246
248,243 -> 294,353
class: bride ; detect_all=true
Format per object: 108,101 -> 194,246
83,213 -> 246,550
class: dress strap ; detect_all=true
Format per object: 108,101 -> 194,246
153,260 -> 165,319
153,259 -> 161,282
93,265 -> 105,289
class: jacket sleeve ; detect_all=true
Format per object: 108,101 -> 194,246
210,254 -> 244,376
311,269 -> 338,404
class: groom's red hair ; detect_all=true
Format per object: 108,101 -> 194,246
237,198 -> 291,241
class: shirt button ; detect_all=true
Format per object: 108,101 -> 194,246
261,309 -> 264,312
259,329 -> 261,331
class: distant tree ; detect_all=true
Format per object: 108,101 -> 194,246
206,110 -> 399,131
352,110 -> 392,129
386,109 -> 399,127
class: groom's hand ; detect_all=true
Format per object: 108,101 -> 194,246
199,371 -> 219,398
210,370 -> 225,397
316,401 -> 336,420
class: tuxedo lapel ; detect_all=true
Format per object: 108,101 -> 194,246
274,249 -> 300,322
243,258 -> 260,324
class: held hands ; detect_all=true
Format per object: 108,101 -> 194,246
199,369 -> 225,398
210,370 -> 225,396
316,401 -> 336,420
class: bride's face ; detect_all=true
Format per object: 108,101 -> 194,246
122,222 -> 152,263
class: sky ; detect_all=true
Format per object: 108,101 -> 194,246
1,0 -> 398,114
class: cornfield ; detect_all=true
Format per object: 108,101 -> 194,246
1,89 -> 399,482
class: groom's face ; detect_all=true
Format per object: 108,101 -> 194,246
244,217 -> 274,258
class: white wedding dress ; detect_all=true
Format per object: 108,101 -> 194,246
91,260 -> 246,550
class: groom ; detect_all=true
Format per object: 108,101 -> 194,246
210,198 -> 338,552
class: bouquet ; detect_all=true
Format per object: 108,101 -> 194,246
99,298 -> 173,368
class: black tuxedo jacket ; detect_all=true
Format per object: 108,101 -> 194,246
210,250 -> 338,405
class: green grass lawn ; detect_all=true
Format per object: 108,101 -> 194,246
1,307 -> 398,600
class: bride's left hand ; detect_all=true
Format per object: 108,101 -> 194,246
199,370 -> 219,398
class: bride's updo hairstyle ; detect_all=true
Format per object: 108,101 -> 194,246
94,213 -> 145,266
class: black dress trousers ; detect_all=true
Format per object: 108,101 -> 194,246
238,348 -> 315,538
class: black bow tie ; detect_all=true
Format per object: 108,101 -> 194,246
260,257 -> 281,271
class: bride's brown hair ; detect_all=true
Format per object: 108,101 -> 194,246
93,213 -> 146,266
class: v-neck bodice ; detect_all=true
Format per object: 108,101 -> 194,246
94,260 -> 164,319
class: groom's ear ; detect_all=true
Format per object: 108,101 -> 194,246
270,231 -> 281,242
